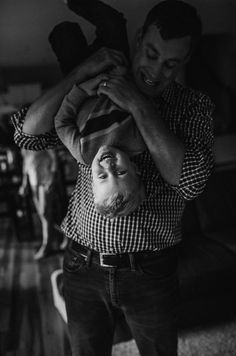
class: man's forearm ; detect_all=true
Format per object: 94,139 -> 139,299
131,101 -> 185,186
23,47 -> 129,135
23,65 -> 88,135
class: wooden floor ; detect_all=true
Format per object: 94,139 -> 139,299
0,218 -> 71,356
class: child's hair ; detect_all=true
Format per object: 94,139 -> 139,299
95,183 -> 145,219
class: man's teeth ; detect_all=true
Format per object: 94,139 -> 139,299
143,76 -> 157,86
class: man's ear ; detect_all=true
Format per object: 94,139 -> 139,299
183,52 -> 191,65
135,28 -> 143,49
183,39 -> 194,65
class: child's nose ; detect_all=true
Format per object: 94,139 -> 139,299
101,158 -> 115,169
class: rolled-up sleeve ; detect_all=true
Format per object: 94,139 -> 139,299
11,107 -> 60,150
172,93 -> 214,200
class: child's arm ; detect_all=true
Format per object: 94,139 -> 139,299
54,85 -> 88,162
55,73 -> 109,162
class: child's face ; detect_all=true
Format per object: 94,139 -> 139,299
91,145 -> 140,207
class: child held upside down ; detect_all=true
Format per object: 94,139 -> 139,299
55,67 -> 146,219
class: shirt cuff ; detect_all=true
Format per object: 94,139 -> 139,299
171,147 -> 214,201
11,106 -> 60,150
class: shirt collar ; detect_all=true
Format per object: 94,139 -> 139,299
159,81 -> 177,103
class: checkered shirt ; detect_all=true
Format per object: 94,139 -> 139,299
12,81 -> 214,253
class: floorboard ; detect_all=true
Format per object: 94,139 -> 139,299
0,218 -> 71,356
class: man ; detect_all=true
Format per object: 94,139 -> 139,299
12,1 -> 214,355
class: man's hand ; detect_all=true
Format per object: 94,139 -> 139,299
79,73 -> 109,96
80,47 -> 129,79
97,73 -> 146,113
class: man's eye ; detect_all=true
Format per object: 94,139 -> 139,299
165,62 -> 177,70
146,49 -> 158,60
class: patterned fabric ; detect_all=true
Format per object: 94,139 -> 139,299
12,81 -> 214,253
54,85 -> 146,165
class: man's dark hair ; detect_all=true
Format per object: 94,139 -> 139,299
142,0 -> 202,51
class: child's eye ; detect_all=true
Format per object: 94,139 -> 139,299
117,170 -> 127,176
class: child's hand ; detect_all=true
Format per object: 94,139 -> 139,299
109,65 -> 127,77
80,47 -> 128,78
79,73 -> 110,96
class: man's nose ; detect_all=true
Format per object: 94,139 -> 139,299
147,61 -> 162,81
149,61 -> 171,80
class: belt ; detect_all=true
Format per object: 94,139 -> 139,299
68,240 -> 173,269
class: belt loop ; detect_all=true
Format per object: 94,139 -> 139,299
128,253 -> 136,272
86,250 -> 92,267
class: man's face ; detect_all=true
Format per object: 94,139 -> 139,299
91,145 -> 139,207
132,25 -> 191,97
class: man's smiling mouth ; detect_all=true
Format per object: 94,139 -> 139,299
141,73 -> 159,87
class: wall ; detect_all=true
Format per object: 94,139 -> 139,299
0,0 -> 235,68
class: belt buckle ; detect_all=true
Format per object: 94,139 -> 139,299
99,253 -> 113,267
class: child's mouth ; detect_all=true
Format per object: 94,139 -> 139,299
99,152 -> 115,163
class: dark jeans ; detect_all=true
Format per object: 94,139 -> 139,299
63,242 -> 179,356
49,0 -> 129,74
